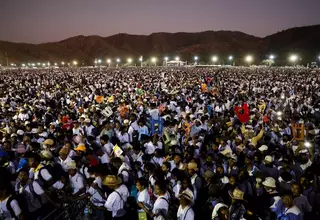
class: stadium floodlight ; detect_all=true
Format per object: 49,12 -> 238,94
47,62 -> 50,66
97,59 -> 102,64
127,58 -> 132,64
269,55 -> 275,60
151,57 -> 157,66
245,55 -> 253,64
31,63 -> 35,67
289,55 -> 298,63
228,56 -> 233,60
164,57 -> 169,61
107,59 -> 111,64
42,63 -> 46,66
61,62 -> 65,65
37,63 -> 41,66
194,56 -> 198,61
54,63 -> 57,66
175,56 -> 180,61
116,58 -> 120,63
73,61 -> 78,65
22,64 -> 25,67
212,56 -> 218,62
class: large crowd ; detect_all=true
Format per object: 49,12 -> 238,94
0,66 -> 320,220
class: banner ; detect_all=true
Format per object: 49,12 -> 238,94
291,123 -> 304,140
113,144 -> 123,157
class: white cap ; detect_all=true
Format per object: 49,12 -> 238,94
17,130 -> 24,136
258,145 -> 268,152
264,155 -> 273,163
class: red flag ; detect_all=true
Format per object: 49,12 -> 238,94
234,103 -> 250,123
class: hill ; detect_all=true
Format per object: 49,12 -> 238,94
0,25 -> 319,65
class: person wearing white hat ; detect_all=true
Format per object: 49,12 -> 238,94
67,160 -> 85,196
177,190 -> 195,220
260,155 -> 279,180
212,203 -> 228,220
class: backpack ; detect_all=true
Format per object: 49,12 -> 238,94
38,163 -> 67,188
120,169 -> 134,192
160,197 -> 178,220
6,196 -> 21,220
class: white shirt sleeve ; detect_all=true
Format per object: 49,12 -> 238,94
10,199 -> 22,217
33,181 -> 45,195
40,168 -> 52,181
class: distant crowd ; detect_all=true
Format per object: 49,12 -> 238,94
0,66 -> 320,220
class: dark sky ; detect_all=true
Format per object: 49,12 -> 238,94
0,0 -> 319,44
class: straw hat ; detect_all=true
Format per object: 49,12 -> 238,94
43,139 -> 54,146
67,161 -> 77,170
262,177 -> 276,188
203,170 -> 214,179
187,162 -> 199,172
40,150 -> 53,160
258,145 -> 268,152
102,175 -> 122,187
59,147 -> 69,155
228,188 -> 245,201
264,155 -> 273,164
178,190 -> 194,202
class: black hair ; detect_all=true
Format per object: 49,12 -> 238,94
136,178 -> 148,188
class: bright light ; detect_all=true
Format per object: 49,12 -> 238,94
318,56 -> 320,61
22,64 -> 25,67
47,62 -> 50,66
73,61 -> 78,65
107,59 -> 111,64
10,63 -> 14,66
305,142 -> 311,148
37,63 -> 41,66
54,63 -> 57,66
289,55 -> 298,62
116,58 -> 120,63
212,56 -> 218,62
228,56 -> 233,60
164,57 -> 169,61
175,56 -> 180,61
97,59 -> 102,64
127,58 -> 132,63
151,57 -> 157,63
281,94 -> 285,99
277,111 -> 282,116
61,62 -> 65,65
42,63 -> 46,66
194,56 -> 198,61
31,63 -> 35,66
27,63 -> 30,66
269,55 -> 275,60
245,55 -> 253,63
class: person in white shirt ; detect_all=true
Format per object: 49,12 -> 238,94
136,178 -> 153,215
100,135 -> 114,157
72,121 -> 84,136
0,180 -> 23,220
57,147 -> 72,171
138,181 -> 169,220
177,190 -> 195,220
94,147 -> 110,164
67,161 -> 86,196
103,175 -> 130,220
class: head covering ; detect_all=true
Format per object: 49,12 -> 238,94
229,188 -> 245,201
74,144 -> 86,152
187,162 -> 199,171
67,161 -> 77,170
258,145 -> 268,152
17,158 -> 28,172
84,118 -> 91,123
212,203 -> 228,219
40,150 -> 53,160
31,128 -> 38,134
102,175 -> 122,187
43,139 -> 54,146
264,155 -> 273,163
178,190 -> 194,202
17,130 -> 24,136
59,147 -> 69,155
203,170 -> 214,178
262,177 -> 276,188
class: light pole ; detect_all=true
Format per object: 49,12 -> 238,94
151,57 -> 157,66
164,57 -> 168,66
212,56 -> 218,64
289,55 -> 298,66
139,56 -> 143,67
194,56 -> 198,65
245,55 -> 253,66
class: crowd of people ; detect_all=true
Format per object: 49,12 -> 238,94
0,66 -> 320,220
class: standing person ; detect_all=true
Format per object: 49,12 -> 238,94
138,181 -> 169,220
278,192 -> 303,220
136,178 -> 153,220
177,190 -> 194,220
0,179 -> 24,220
103,175 -> 130,220
228,188 -> 246,220
67,160 -> 86,197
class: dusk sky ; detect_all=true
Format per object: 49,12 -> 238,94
0,0 -> 319,44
